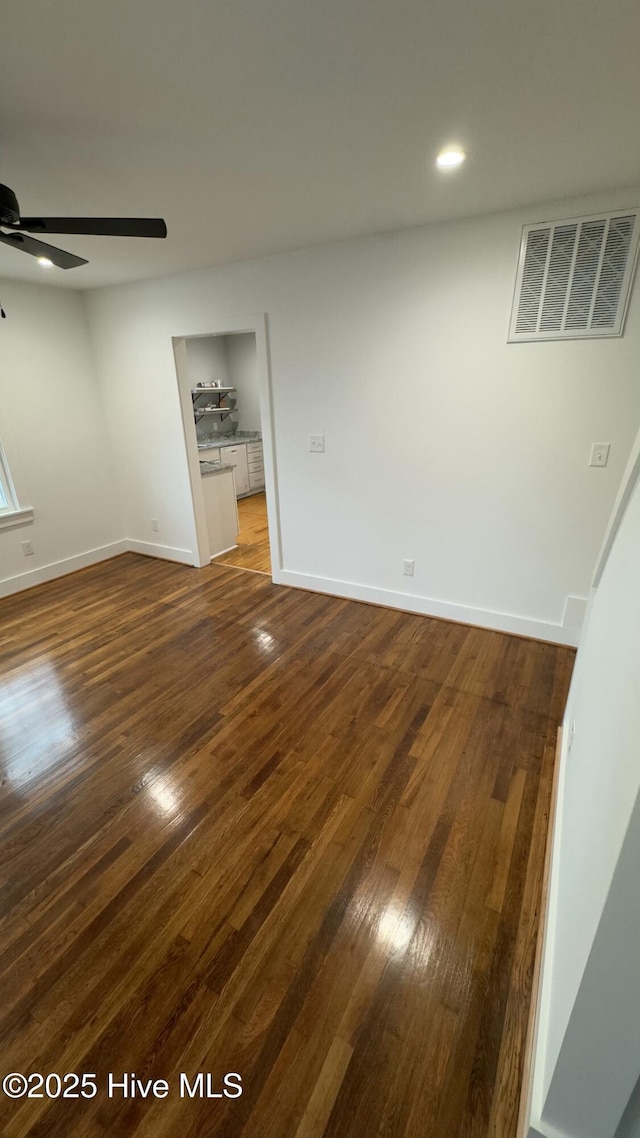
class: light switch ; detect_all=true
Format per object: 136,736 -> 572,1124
589,443 -> 610,468
309,434 -> 325,453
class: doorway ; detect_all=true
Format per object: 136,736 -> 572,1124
173,315 -> 281,578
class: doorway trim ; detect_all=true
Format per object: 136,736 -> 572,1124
172,313 -> 282,576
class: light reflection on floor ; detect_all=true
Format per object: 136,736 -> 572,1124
377,903 -> 418,954
147,775 -> 182,818
0,661 -> 77,788
252,627 -> 277,655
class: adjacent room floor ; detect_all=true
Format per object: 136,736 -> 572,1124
214,491 -> 271,574
0,555 -> 574,1138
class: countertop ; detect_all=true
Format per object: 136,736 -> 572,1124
197,431 -> 262,452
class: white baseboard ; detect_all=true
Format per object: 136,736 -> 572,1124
275,570 -> 581,647
209,543 -> 238,560
0,550 -> 584,648
517,727 -> 567,1138
126,540 -> 193,565
0,540 -> 129,599
562,595 -> 588,636
0,538 -> 196,599
525,724 -> 572,1138
528,1118 -> 573,1138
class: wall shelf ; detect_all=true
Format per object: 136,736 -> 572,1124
191,387 -> 236,395
194,407 -> 236,422
191,386 -> 238,424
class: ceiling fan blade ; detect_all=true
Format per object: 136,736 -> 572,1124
0,230 -> 88,269
19,217 -> 167,238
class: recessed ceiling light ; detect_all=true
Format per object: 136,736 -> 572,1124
37,256 -> 54,267
436,149 -> 466,169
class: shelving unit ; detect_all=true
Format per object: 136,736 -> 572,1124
191,387 -> 238,424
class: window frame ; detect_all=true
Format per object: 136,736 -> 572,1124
0,438 -> 34,530
0,442 -> 18,511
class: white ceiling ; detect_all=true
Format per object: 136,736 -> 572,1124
1,0 -> 639,289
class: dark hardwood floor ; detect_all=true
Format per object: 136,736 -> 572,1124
0,554 -> 574,1137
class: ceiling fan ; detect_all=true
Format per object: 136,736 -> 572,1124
0,182 -> 167,270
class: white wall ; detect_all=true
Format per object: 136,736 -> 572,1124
226,332 -> 260,431
617,1074 -> 640,1138
543,790 -> 640,1138
545,449 -> 640,1088
184,332 -> 260,439
184,333 -> 230,388
185,334 -> 238,442
84,186 -> 640,643
528,425 -> 640,1138
0,277 -> 122,595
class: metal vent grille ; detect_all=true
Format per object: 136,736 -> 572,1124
509,210 -> 639,342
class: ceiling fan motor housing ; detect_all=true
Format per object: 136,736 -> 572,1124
0,184 -> 20,226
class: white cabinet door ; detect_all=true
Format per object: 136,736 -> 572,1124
220,444 -> 249,496
201,469 -> 238,558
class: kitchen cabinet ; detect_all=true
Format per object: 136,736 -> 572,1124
196,439 -> 263,499
246,440 -> 265,491
198,446 -> 221,463
221,444 -> 249,497
201,466 -> 238,559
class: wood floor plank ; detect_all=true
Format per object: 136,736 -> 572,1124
0,553 -> 574,1137
213,491 -> 271,574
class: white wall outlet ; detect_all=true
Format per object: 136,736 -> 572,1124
151,518 -> 159,532
589,443 -> 610,468
403,559 -> 414,576
309,434 -> 325,453
21,540 -> 34,556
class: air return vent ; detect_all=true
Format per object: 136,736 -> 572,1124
508,210 -> 639,341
